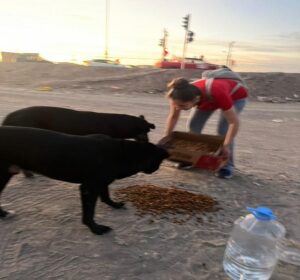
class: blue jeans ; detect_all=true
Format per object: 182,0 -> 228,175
187,99 -> 247,172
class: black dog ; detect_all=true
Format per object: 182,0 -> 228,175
2,106 -> 155,142
3,106 -> 156,177
0,126 -> 169,235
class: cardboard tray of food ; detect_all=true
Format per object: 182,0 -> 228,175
158,131 -> 227,171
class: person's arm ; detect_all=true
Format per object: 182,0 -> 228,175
165,101 -> 181,136
221,107 -> 239,158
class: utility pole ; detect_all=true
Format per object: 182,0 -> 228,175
159,29 -> 168,62
226,41 -> 235,67
181,14 -> 195,69
104,0 -> 110,60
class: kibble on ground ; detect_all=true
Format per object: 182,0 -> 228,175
113,184 -> 218,224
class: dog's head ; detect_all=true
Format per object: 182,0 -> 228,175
117,140 -> 169,179
134,115 -> 156,142
139,142 -> 169,174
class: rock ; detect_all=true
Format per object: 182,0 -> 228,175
272,119 -> 283,123
257,96 -> 270,102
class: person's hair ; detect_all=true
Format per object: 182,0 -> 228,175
166,77 -> 201,102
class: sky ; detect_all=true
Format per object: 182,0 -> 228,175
0,0 -> 299,72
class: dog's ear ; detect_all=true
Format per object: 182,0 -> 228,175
148,123 -> 155,129
139,115 -> 155,129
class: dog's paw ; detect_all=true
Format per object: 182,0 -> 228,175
0,208 -> 8,218
23,170 -> 34,178
82,220 -> 112,235
102,200 -> 125,209
111,201 -> 125,209
0,209 -> 15,219
90,224 -> 112,235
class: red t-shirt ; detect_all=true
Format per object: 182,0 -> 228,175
192,79 -> 248,111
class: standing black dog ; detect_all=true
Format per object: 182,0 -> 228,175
0,126 -> 169,235
2,106 -> 155,142
3,106 -> 156,177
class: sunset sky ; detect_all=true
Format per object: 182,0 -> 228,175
0,0 -> 299,72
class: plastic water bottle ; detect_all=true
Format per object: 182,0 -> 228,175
223,207 -> 286,280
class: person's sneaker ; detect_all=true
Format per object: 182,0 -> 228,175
216,168 -> 233,179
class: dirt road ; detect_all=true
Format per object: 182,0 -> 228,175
0,86 -> 299,279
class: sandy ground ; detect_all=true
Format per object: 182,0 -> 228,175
1,62 -> 300,102
0,63 -> 299,279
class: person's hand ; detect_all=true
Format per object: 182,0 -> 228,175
221,145 -> 230,160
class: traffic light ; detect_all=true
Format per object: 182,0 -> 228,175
187,31 -> 194,43
182,14 -> 190,30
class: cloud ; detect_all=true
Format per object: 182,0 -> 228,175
277,32 -> 300,40
235,42 -> 300,54
193,38 -> 300,54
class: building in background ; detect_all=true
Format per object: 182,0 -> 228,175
0,52 -> 48,63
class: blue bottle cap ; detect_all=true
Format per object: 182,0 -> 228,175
247,207 -> 276,221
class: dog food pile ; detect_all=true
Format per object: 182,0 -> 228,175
113,184 -> 218,224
